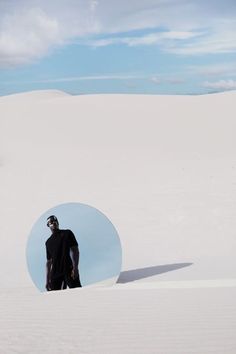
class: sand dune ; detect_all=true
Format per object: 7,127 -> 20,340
0,286 -> 235,353
0,89 -> 71,102
0,90 -> 235,352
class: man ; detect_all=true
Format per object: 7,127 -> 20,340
45,215 -> 82,291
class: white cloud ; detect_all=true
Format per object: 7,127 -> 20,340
48,74 -> 144,82
150,76 -> 185,85
0,0 -> 236,66
4,73 -> 187,86
189,62 -> 236,77
203,79 -> 236,90
166,78 -> 185,84
0,8 -> 62,66
150,76 -> 161,84
167,28 -> 236,55
189,63 -> 236,76
89,31 -> 201,47
90,0 -> 99,12
9,74 -> 145,84
0,1 -> 100,67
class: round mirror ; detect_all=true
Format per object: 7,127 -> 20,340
26,202 -> 122,291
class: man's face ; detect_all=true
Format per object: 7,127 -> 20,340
47,218 -> 59,232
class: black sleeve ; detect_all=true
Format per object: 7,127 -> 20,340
67,230 -> 78,248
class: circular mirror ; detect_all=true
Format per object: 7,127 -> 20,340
26,202 -> 122,291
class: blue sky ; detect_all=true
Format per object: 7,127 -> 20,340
0,0 -> 236,96
26,203 -> 122,291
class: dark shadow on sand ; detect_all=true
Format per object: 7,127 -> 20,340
117,263 -> 193,283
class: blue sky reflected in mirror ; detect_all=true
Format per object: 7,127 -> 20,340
26,202 -> 122,291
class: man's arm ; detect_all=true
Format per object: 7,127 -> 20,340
46,259 -> 52,291
71,246 -> 79,279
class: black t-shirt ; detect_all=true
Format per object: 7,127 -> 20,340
45,229 -> 78,279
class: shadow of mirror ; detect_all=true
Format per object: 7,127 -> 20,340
117,263 -> 193,283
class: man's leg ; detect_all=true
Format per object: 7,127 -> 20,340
50,276 -> 64,290
65,273 -> 82,288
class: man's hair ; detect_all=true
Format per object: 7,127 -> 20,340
46,215 -> 58,226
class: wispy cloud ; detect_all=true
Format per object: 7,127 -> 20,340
167,27 -> 236,55
88,31 -> 201,47
150,75 -> 185,85
150,76 -> 162,84
189,62 -> 236,77
0,0 -> 236,66
6,74 -> 146,84
166,78 -> 185,84
203,79 -> 236,90
3,73 -> 187,87
40,74 -> 146,83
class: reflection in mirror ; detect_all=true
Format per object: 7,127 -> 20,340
26,202 -> 122,292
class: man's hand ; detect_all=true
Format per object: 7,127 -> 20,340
46,259 -> 52,291
71,267 -> 79,279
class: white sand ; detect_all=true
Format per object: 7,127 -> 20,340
0,90 -> 236,353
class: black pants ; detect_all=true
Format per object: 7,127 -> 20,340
50,274 -> 82,291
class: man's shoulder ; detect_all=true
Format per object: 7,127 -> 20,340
60,229 -> 74,235
45,235 -> 53,245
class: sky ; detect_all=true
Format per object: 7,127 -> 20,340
26,202 -> 122,291
0,0 -> 236,96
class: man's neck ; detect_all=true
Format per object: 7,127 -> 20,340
52,228 -> 60,234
